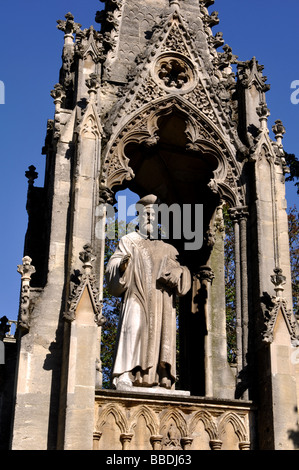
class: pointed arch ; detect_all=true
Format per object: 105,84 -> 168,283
95,403 -> 128,434
78,102 -> 102,139
129,405 -> 160,436
159,408 -> 188,437
100,94 -> 244,205
189,410 -> 218,441
218,411 -> 248,442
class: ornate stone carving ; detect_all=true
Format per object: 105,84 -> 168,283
261,287 -> 299,346
17,256 -> 36,332
156,56 -> 191,90
75,26 -> 105,63
56,13 -> 82,108
50,84 -> 66,112
95,396 -> 253,451
63,244 -> 105,326
270,267 -> 286,297
237,57 -> 270,93
101,95 -> 244,201
162,423 -> 183,450
57,12 -> 82,36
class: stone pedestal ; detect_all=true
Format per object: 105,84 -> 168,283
94,390 -> 255,451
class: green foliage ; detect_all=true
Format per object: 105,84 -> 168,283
284,153 -> 299,194
223,205 -> 237,364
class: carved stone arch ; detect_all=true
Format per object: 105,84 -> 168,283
78,103 -> 102,140
129,405 -> 160,436
258,143 -> 273,163
96,403 -> 128,435
100,94 -> 241,200
218,411 -> 248,443
189,410 -> 218,441
159,408 -> 188,437
217,182 -> 240,208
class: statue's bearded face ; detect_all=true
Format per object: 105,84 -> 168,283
138,205 -> 156,236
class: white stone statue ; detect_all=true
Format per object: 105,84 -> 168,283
105,195 -> 191,390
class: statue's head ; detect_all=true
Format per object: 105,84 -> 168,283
136,194 -> 158,237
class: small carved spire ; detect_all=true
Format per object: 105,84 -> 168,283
79,244 -> 96,274
272,119 -> 286,147
50,83 -> 66,112
85,73 -> 100,102
25,165 -> 38,187
271,267 -> 286,297
256,101 -> 270,131
17,256 -> 36,280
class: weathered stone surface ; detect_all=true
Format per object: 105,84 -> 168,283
94,390 -> 254,451
4,0 -> 298,451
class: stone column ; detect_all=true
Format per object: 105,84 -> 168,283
210,439 -> 222,450
239,441 -> 251,450
93,431 -> 102,450
230,211 -> 242,375
181,437 -> 193,450
209,205 -> 236,399
150,435 -> 163,450
120,433 -> 134,450
198,265 -> 215,397
229,207 -> 249,399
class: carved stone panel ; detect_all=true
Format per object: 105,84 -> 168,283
94,391 -> 254,451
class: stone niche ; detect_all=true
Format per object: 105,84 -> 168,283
93,391 -> 255,451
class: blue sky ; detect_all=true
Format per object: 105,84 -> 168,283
0,0 -> 298,321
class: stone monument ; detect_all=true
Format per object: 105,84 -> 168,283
0,0 -> 298,451
106,194 -> 191,391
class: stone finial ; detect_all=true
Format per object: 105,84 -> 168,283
79,244 -> 96,274
25,165 -> 38,187
17,256 -> 36,280
270,267 -> 286,297
256,101 -> 270,131
50,83 -> 66,112
85,73 -> 100,102
57,12 -> 82,43
272,120 -> 286,146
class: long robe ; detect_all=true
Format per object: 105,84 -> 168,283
105,230 -> 191,389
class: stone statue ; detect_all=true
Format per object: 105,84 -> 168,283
106,195 -> 191,391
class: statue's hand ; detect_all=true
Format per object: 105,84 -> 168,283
119,254 -> 131,274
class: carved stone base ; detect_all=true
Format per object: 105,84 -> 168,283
94,390 -> 254,451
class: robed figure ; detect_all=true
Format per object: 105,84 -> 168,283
106,195 -> 191,390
